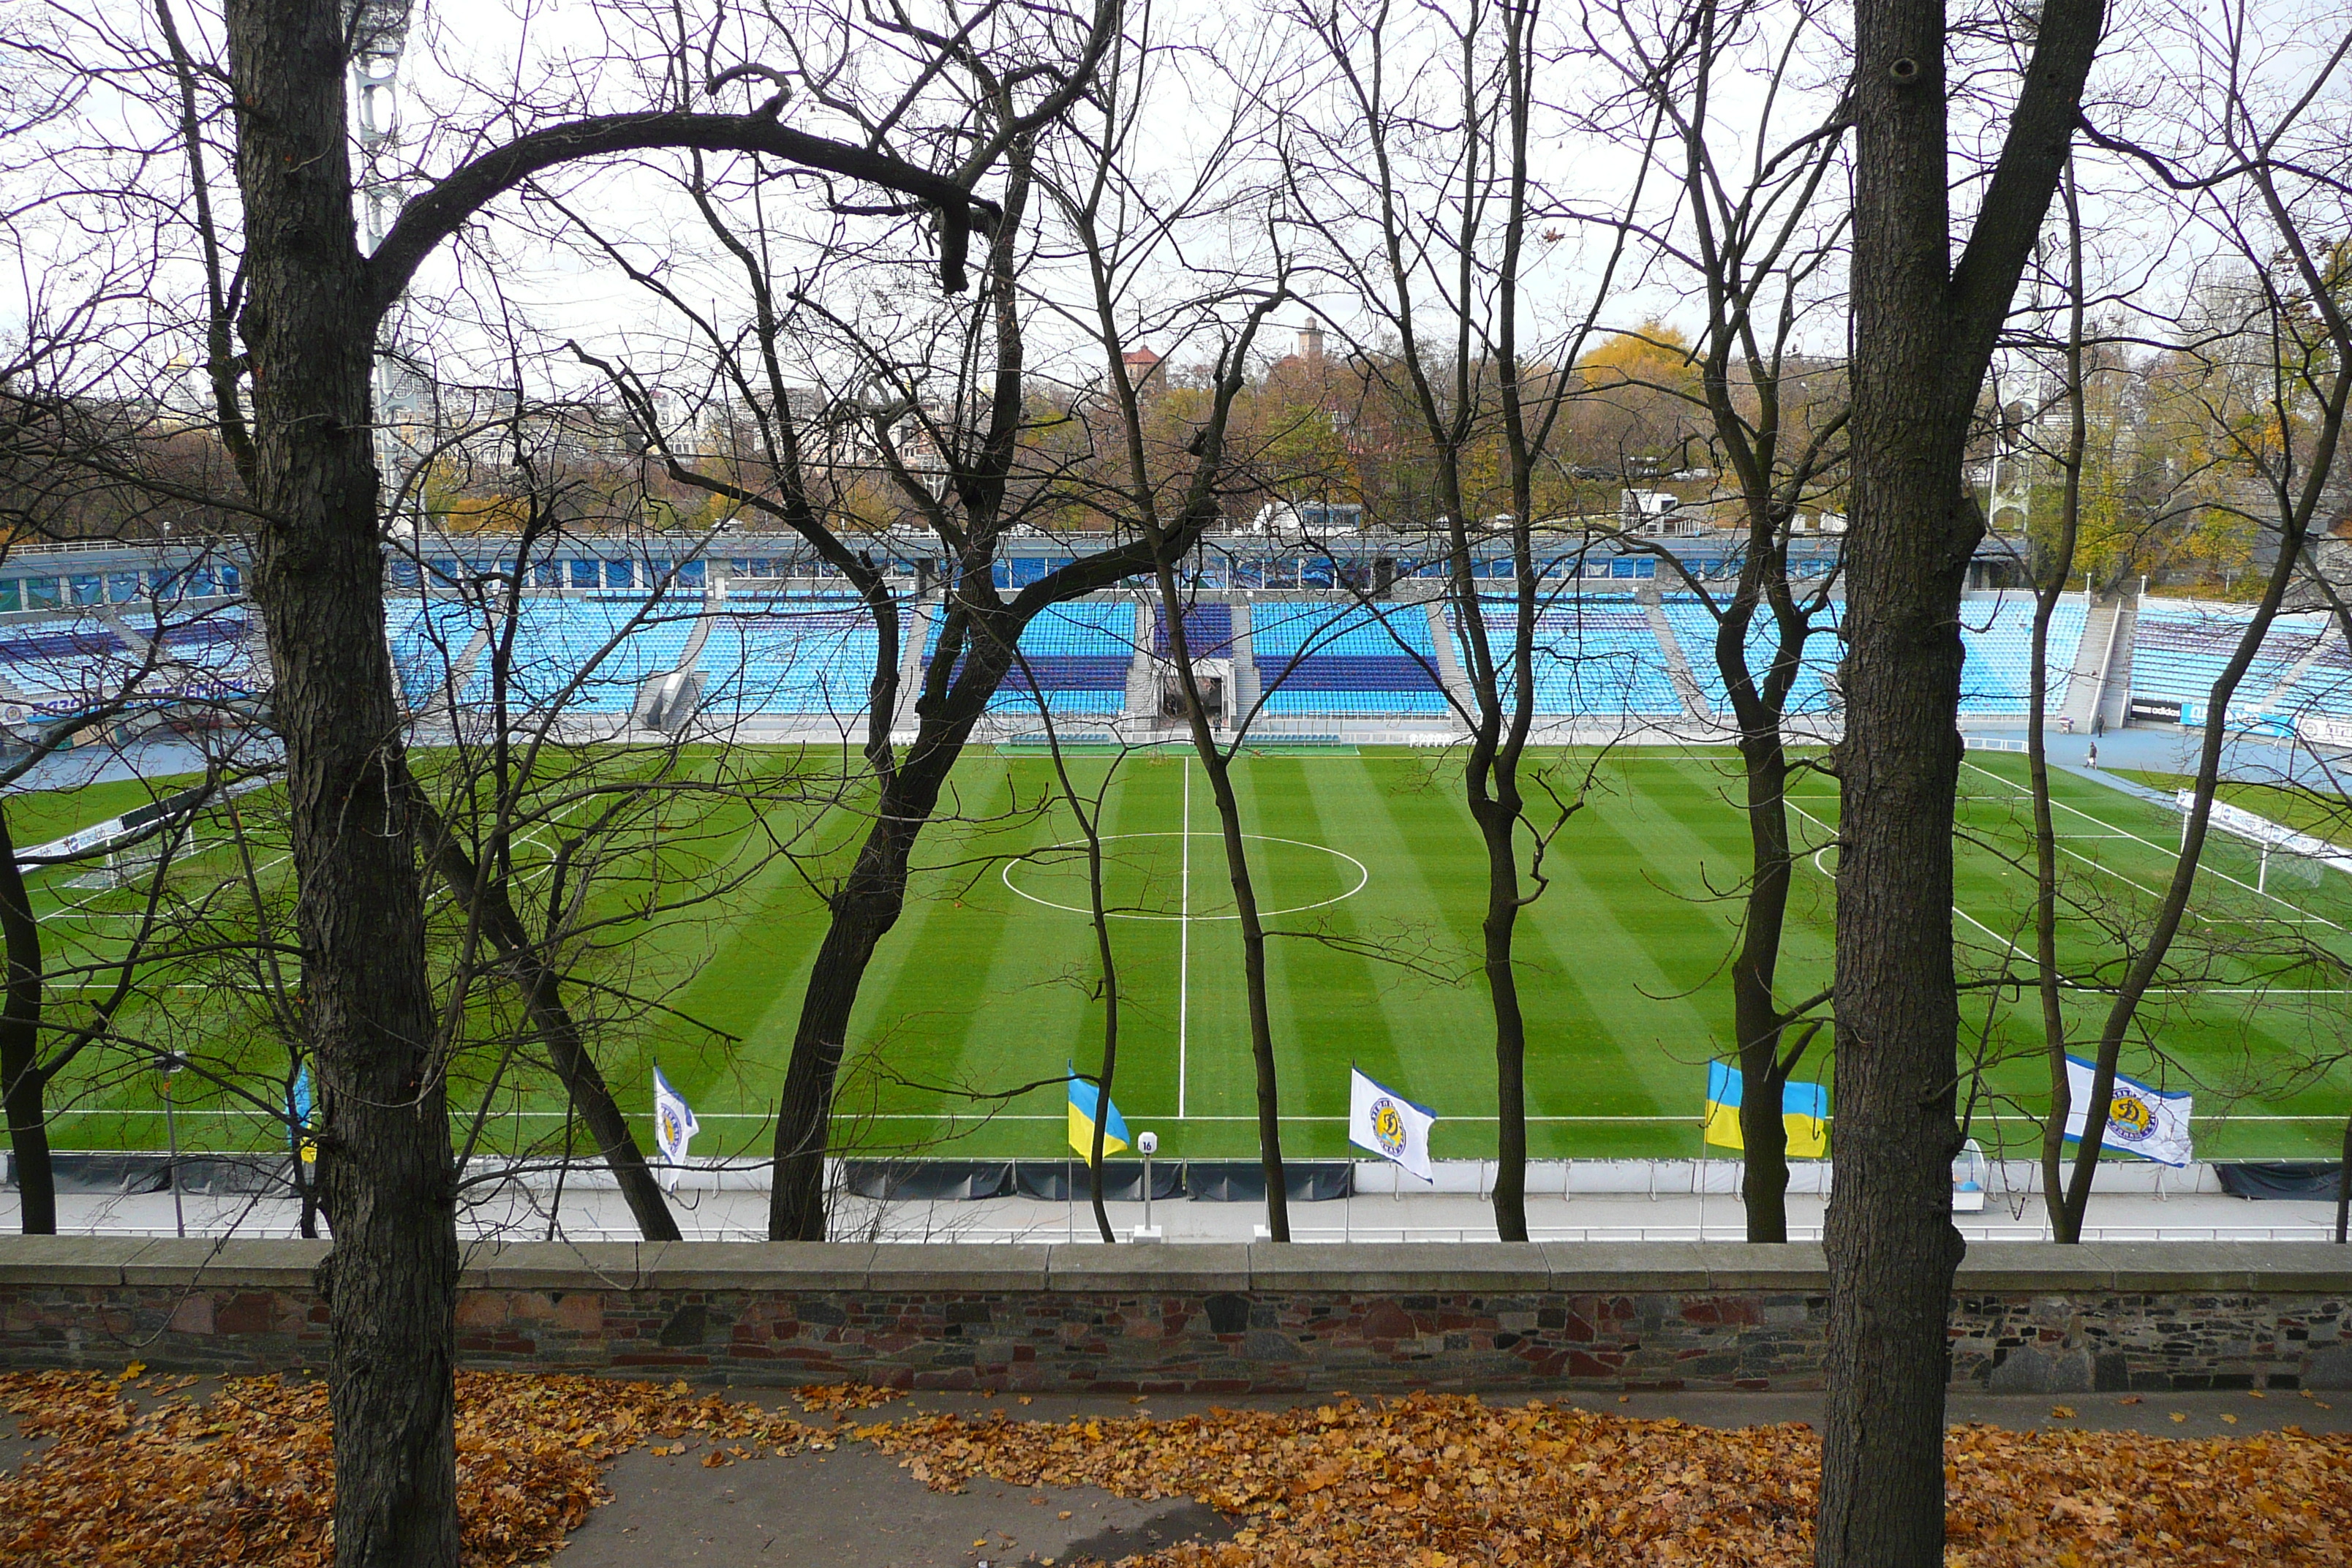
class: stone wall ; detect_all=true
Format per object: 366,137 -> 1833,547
2,1237 -> 2348,1396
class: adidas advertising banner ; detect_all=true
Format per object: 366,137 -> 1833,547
1349,1066 -> 1437,1183
2062,1055 -> 2193,1168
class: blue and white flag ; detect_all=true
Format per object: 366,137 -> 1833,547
290,1063 -> 317,1166
1349,1066 -> 1437,1182
653,1066 -> 699,1188
2062,1055 -> 2193,1167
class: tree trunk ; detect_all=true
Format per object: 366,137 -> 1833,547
0,807 -> 52,1236
1477,804 -> 1529,1240
1155,573 -> 1289,1242
412,798 -> 680,1242
1822,0 -> 2101,1553
767,704 -> 995,1239
222,0 -> 457,1561
1822,17 -> 1978,1559
1731,731 -> 1795,1243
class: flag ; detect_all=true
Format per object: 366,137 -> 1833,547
290,1063 -> 317,1166
653,1066 -> 699,1186
2062,1055 -> 2193,1166
1349,1066 -> 1437,1182
1066,1067 -> 1130,1161
1703,1061 -> 1829,1158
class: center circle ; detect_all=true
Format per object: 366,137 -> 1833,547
1001,831 -> 1370,921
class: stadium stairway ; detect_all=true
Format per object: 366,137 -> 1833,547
1422,600 -> 1474,715
2059,595 -> 2125,731
1639,593 -> 1713,720
1230,600 -> 1261,720
892,599 -> 933,733
632,598 -> 714,733
1124,599 -> 1155,719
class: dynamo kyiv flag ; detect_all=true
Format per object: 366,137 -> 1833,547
1349,1066 -> 1437,1182
1703,1061 -> 1829,1158
1066,1068 -> 1130,1161
2062,1055 -> 2193,1167
652,1066 -> 700,1188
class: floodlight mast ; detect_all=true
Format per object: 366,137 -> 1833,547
347,0 -> 426,534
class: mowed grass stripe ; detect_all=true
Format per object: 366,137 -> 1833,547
1257,754 -> 1408,1126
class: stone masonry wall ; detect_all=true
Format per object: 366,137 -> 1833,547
2,1238 -> 2349,1396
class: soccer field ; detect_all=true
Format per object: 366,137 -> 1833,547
641,744 -> 2352,1164
23,745 -> 2352,1164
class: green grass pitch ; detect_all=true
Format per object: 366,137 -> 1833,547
21,745 -> 2352,1163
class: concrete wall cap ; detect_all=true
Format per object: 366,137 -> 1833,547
1046,1242 -> 1251,1293
2098,1240 -> 2260,1294
1694,1241 -> 1829,1291
121,1237 -> 329,1288
862,1244 -> 1049,1292
1247,1241 -> 1549,1293
459,1240 -> 668,1292
0,1235 -> 157,1286
1540,1241 -> 1711,1292
2235,1243 -> 2352,1294
652,1242 -> 875,1291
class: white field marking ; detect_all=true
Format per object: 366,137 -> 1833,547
1961,759 -> 2345,932
1784,799 -> 1841,878
1001,832 -> 1368,921
1179,757 -> 1190,1120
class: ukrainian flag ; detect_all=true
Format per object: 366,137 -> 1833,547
1704,1061 -> 1829,1158
1066,1067 -> 1130,1161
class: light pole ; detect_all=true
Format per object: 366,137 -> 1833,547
1134,1131 -> 1161,1243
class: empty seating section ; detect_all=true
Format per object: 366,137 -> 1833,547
1465,598 -> 1683,715
1956,598 -> 2086,715
2266,613 -> 2352,717
0,610 -> 260,714
706,600 -> 880,717
2132,601 -> 2305,707
0,583 -> 2323,732
1656,598 -> 1846,715
1155,604 -> 1236,657
1251,601 -> 1445,716
388,598 -> 698,713
927,600 -> 1133,715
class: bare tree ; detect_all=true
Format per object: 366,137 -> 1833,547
1593,0 -> 1851,1241
1283,0 -> 1631,1239
2046,12 -> 2352,1242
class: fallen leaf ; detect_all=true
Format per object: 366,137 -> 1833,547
2050,1406 -> 2074,1420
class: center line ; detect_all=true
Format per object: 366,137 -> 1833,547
1178,755 -> 1191,1119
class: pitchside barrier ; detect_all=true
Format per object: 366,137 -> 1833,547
6,1152 -> 2273,1202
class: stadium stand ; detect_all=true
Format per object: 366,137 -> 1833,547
924,600 -> 1134,716
1454,597 -> 1684,715
1956,596 -> 2087,715
2131,600 -> 2309,711
1251,600 -> 1447,716
705,599 -> 880,717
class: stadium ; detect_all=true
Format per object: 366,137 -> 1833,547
5,522 -> 2351,1215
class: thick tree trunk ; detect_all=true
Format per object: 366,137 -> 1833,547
1822,13 -> 1975,1556
0,808 -> 53,1236
223,1 -> 457,1561
1823,0 -> 2100,1550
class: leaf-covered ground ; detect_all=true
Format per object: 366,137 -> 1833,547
858,1392 -> 2352,1567
4,1372 -> 2348,1566
0,1368 -> 829,1566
